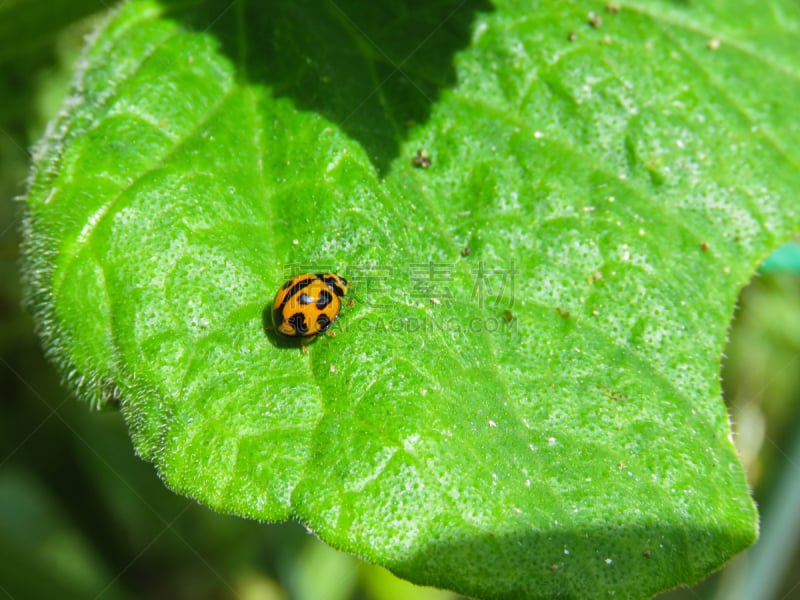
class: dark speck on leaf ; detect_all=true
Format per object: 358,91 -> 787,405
412,148 -> 432,169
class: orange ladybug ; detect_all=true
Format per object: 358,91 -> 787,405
272,273 -> 348,350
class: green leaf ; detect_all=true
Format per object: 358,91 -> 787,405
21,0 -> 800,598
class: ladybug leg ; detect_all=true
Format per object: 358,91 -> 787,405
344,299 -> 355,307
301,335 -> 316,354
326,330 -> 337,338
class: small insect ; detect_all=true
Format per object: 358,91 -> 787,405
412,148 -> 432,169
588,12 -> 603,28
272,273 -> 349,352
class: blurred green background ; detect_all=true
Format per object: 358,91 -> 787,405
2,7 -> 799,600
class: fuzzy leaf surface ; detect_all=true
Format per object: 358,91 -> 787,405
23,0 -> 800,598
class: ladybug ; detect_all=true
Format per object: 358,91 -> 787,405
272,273 -> 349,351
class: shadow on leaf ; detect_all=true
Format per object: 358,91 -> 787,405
166,0 -> 493,175
398,521 -> 753,599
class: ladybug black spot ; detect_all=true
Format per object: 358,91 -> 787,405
287,312 -> 308,335
280,277 -> 315,310
320,275 -> 347,297
317,313 -> 331,331
298,293 -> 315,305
317,290 -> 333,309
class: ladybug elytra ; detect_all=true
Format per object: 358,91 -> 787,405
272,273 -> 349,349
